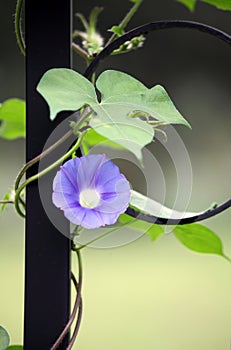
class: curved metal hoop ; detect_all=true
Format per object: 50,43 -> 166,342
84,20 -> 231,79
83,20 -> 231,225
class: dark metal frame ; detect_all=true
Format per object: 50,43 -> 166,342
24,1 -> 72,349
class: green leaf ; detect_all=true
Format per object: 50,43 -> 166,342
147,224 -> 165,241
90,70 -> 189,160
0,326 -> 10,350
0,99 -> 25,140
37,68 -> 97,120
201,0 -> 231,10
130,190 -> 202,219
81,128 -> 124,154
95,70 -> 190,126
7,347 -> 23,350
173,224 -> 223,255
176,0 -> 196,10
108,25 -> 124,37
89,110 -> 154,161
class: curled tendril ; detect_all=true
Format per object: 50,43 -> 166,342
83,20 -> 231,225
66,272 -> 83,350
50,250 -> 83,350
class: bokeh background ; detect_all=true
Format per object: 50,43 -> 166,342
0,0 -> 231,349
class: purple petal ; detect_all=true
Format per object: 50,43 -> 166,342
95,159 -> 121,188
97,194 -> 130,214
53,168 -> 77,195
94,210 -> 122,226
52,191 -> 79,210
63,206 -> 87,226
77,154 -> 106,190
63,206 -> 104,229
99,174 -> 130,196
60,158 -> 81,192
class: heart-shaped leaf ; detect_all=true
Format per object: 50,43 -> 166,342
90,70 -> 189,160
37,68 -> 190,161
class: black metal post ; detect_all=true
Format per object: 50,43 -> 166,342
24,1 -> 72,349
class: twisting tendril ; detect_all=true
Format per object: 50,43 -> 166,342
50,249 -> 83,350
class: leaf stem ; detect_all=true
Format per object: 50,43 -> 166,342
106,0 -> 144,46
15,0 -> 25,55
72,42 -> 91,61
223,254 -> 231,264
14,128 -> 73,212
76,217 -> 138,251
0,200 -> 14,204
14,129 -> 73,192
14,132 -> 86,218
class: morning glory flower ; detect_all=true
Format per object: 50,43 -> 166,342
52,154 -> 131,229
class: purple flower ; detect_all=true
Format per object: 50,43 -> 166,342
52,154 -> 131,229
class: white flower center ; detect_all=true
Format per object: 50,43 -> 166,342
79,188 -> 100,209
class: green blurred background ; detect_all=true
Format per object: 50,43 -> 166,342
0,0 -> 231,349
